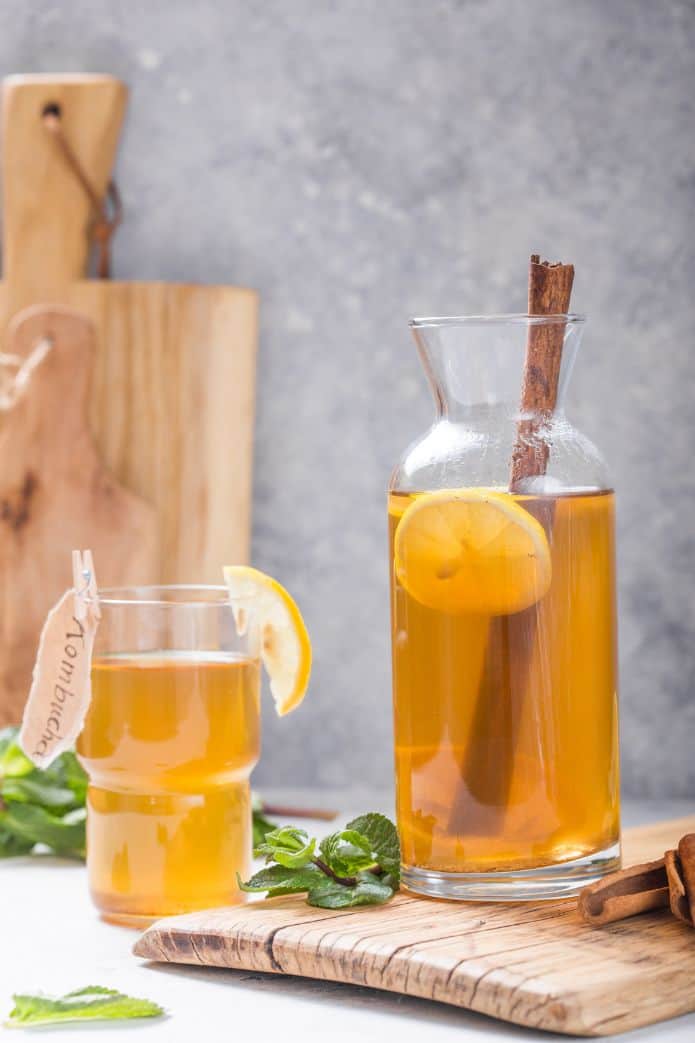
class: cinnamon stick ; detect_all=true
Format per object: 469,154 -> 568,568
578,833 -> 695,928
678,833 -> 695,922
450,257 -> 574,827
510,256 -> 575,490
665,834 -> 695,925
664,850 -> 691,925
578,858 -> 670,926
260,803 -> 338,822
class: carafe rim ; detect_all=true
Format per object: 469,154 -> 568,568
409,312 -> 586,329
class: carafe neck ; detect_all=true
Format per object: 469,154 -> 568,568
412,314 -> 584,424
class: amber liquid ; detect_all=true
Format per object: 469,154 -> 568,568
389,489 -> 619,873
77,651 -> 260,924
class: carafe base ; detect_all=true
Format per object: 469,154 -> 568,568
401,842 -> 621,902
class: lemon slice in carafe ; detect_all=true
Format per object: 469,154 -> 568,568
394,488 -> 552,616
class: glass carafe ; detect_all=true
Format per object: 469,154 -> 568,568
388,314 -> 620,900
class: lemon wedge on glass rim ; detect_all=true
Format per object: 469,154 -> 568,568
394,488 -> 552,616
223,566 -> 312,715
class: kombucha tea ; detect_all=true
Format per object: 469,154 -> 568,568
77,651 -> 260,924
389,489 -> 619,874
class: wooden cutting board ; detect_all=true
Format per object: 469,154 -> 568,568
0,75 -> 258,723
0,306 -> 158,705
135,816 -> 695,1037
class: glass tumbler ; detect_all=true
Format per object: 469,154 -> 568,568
77,585 -> 260,925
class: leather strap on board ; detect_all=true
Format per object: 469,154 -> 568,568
42,104 -> 122,278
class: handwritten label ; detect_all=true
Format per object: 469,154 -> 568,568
19,551 -> 100,769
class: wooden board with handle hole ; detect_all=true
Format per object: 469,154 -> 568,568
135,816 -> 695,1038
0,75 -> 258,724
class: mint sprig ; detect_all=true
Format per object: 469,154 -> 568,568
0,727 -> 87,859
6,986 -> 164,1028
240,812 -> 400,908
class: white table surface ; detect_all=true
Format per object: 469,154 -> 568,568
2,794 -> 694,1043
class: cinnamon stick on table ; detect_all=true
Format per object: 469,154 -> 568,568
666,833 -> 695,925
260,803 -> 338,822
579,833 -> 695,927
450,257 -> 574,827
579,858 -> 671,926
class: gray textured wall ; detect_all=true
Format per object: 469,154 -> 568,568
2,1 -> 693,796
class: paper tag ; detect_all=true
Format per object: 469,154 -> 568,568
19,550 -> 101,769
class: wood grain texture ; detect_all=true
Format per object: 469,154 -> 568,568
0,307 -> 156,724
2,74 -> 127,299
66,280 -> 258,582
135,816 -> 695,1037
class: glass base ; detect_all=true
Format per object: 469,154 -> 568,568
93,890 -> 247,929
100,910 -> 158,930
402,842 -> 621,902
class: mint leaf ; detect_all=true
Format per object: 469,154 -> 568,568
0,732 -> 88,859
0,727 -> 33,780
251,793 -> 278,847
238,863 -> 324,897
43,750 -> 88,805
6,986 -> 164,1027
252,809 -> 277,848
0,803 -> 85,858
307,873 -> 395,909
319,829 -> 377,876
0,726 -> 88,847
0,826 -> 34,858
2,776 -> 77,809
347,813 -> 401,885
255,826 -> 315,868
0,728 -> 87,800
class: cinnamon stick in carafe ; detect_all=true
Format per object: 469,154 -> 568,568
510,257 -> 575,487
449,256 -> 575,827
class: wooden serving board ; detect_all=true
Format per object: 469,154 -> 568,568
135,816 -> 695,1037
0,75 -> 257,723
